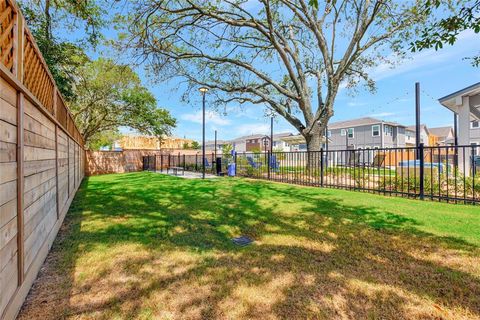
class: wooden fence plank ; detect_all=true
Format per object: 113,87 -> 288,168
17,91 -> 24,285
0,118 -> 16,143
0,161 -> 16,184
0,2 -> 85,318
0,141 -> 16,162
0,96 -> 16,125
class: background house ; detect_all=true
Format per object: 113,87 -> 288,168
405,124 -> 430,147
205,139 -> 229,153
327,117 -> 407,150
280,134 -> 329,151
228,133 -> 293,152
104,134 -> 193,151
429,126 -> 455,146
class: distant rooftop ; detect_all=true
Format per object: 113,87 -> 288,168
429,126 -> 453,138
328,117 -> 405,129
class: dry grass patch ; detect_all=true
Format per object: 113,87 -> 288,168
18,172 -> 480,320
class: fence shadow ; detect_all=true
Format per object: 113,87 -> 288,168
18,172 -> 480,319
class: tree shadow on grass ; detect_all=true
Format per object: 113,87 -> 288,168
19,172 -> 480,320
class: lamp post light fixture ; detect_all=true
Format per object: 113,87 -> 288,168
199,87 -> 209,179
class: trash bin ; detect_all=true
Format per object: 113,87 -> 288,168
227,163 -> 236,176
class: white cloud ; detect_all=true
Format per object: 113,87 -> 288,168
181,110 -> 231,126
347,101 -> 367,107
235,123 -> 270,135
371,29 -> 478,81
368,112 -> 396,118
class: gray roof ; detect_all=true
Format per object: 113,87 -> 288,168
406,124 -> 429,134
328,117 -> 405,129
231,132 -> 293,142
439,82 -> 480,102
429,126 -> 453,138
205,139 -> 230,145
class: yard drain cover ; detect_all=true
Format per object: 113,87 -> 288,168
232,236 -> 253,246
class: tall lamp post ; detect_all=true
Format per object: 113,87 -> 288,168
199,87 -> 209,179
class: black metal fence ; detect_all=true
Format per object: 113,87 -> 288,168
149,144 -> 480,205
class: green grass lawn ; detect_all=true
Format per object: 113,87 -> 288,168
19,172 -> 480,320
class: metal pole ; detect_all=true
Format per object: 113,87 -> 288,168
320,147 -> 324,187
454,113 -> 458,147
270,116 -> 273,154
325,126 -> 329,167
454,113 -> 458,168
415,82 -> 421,159
214,130 -> 217,160
419,143 -> 425,200
202,92 -> 206,179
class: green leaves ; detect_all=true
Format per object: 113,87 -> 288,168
411,0 -> 480,67
69,58 -> 176,149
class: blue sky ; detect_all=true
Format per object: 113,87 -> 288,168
70,6 -> 480,143
142,29 -> 480,142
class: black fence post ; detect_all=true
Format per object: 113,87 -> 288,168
267,151 -> 271,180
168,154 -> 171,168
234,151 -> 237,176
183,154 -> 186,170
320,148 -> 324,187
195,154 -> 198,171
419,143 -> 425,200
160,154 -> 163,172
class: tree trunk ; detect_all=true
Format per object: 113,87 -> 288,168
304,122 -> 327,173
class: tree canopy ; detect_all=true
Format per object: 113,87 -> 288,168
411,0 -> 480,66
120,0 -> 436,151
20,0 -> 105,99
70,58 -> 176,149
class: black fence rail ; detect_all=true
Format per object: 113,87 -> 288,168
153,152 -> 231,175
147,144 -> 479,205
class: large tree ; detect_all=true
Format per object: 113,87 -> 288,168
70,58 -> 176,149
121,0 -> 434,152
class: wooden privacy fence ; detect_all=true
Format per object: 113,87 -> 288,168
86,149 -> 201,175
0,1 -> 85,319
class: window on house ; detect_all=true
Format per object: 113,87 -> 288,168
472,121 -> 479,128
347,128 -> 354,138
372,125 -> 380,137
384,125 -> 393,136
340,129 -> 346,136
327,130 -> 332,137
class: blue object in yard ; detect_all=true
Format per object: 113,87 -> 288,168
204,158 -> 210,168
270,154 -> 280,171
228,163 -> 236,176
474,156 -> 480,166
247,156 -> 261,168
397,160 -> 444,174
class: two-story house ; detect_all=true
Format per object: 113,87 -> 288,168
205,139 -> 230,153
428,126 -> 455,146
405,124 -> 430,147
229,133 -> 293,152
326,117 -> 407,150
470,120 -> 480,143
